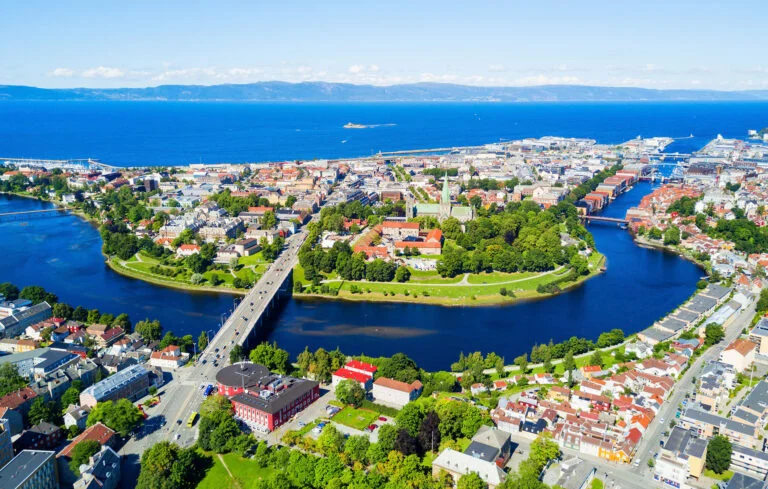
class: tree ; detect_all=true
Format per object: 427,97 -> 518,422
297,347 -> 313,377
72,306 -> 88,322
378,423 -> 399,453
529,432 -> 561,471
335,379 -> 366,408
135,319 -> 163,341
396,403 -> 425,437
704,323 -> 725,347
60,382 -> 84,409
136,442 -> 208,489
418,410 -> 441,453
29,397 -> 58,425
378,353 -> 421,384
395,266 -> 411,283
394,428 -> 420,456
0,363 -> 29,397
198,331 -> 209,352
87,399 -> 143,436
249,342 -> 291,373
458,472 -> 486,489
514,354 -> 529,374
663,227 -> 681,246
344,435 -> 370,464
589,350 -> 604,369
52,302 -> 74,320
199,394 -> 232,417
69,440 -> 101,476
229,344 -> 244,364
706,435 -> 732,474
0,282 -> 20,301
316,424 -> 346,455
87,309 -> 102,324
113,313 -> 132,332
261,211 -> 277,230
20,285 -> 57,304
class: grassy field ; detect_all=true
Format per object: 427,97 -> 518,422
294,252 -> 605,306
465,271 -> 538,284
333,406 -> 379,431
196,452 -> 277,489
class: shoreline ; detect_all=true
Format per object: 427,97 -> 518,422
106,257 -> 247,296
632,234 -> 710,273
0,191 -> 247,296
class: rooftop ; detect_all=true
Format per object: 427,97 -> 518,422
80,363 -> 149,401
0,450 -> 55,489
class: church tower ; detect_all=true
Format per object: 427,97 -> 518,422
439,172 -> 451,221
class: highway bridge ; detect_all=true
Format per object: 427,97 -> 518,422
119,228 -> 310,467
0,208 -> 71,222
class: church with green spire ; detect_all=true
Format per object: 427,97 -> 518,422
406,172 -> 475,223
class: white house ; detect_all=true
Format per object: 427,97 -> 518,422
720,339 -> 757,373
148,345 -> 189,370
372,377 -> 423,409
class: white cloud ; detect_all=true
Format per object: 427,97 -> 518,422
48,68 -> 74,78
348,65 -> 365,74
488,64 -> 506,73
82,66 -> 125,79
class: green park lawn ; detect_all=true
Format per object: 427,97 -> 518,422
465,270 -> 538,284
333,406 -> 379,431
197,452 -> 276,489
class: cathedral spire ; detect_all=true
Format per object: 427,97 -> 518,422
441,172 -> 450,204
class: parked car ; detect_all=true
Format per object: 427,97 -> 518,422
378,416 -> 387,422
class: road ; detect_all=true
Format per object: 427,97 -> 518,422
118,229 -> 310,487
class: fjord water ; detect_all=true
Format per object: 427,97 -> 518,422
1,101 -> 767,165
1,101 -> 760,369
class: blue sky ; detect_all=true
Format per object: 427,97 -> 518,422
4,0 -> 767,90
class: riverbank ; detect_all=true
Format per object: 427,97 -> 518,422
293,252 -> 606,307
0,192 -> 259,296
633,235 -> 710,274
107,256 -> 247,296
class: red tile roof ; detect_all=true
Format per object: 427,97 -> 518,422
373,377 -> 423,393
58,423 -> 116,459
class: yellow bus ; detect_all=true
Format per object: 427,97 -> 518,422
187,412 -> 198,428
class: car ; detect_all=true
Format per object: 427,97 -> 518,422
298,421 -> 306,428
201,359 -> 207,364
177,419 -> 183,425
368,424 -> 378,431
214,348 -> 219,353
660,417 -> 664,422
378,416 -> 387,422
633,460 -> 640,467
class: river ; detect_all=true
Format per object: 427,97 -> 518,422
0,181 -> 702,370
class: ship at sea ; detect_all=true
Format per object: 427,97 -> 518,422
344,122 -> 367,129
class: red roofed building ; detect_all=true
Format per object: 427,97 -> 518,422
344,360 -> 378,377
353,245 -> 389,260
176,244 -> 201,257
0,387 -> 38,418
380,221 -> 420,239
332,368 -> 374,391
372,377 -> 423,408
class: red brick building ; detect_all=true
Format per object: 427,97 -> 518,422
217,362 -> 320,432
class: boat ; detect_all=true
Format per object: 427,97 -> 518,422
344,122 -> 367,129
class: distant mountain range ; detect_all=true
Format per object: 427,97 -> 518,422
1,82 -> 768,102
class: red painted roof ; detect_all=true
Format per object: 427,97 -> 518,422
333,368 -> 371,384
345,360 -> 377,374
